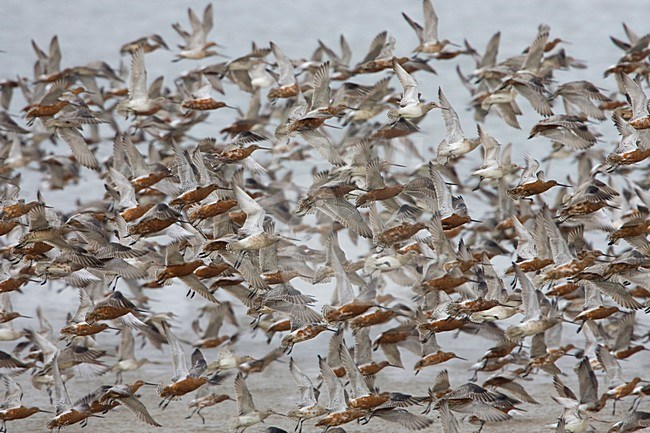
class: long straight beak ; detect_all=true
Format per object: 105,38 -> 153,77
143,382 -> 158,386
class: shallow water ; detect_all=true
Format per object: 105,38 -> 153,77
9,327 -> 650,433
1,1 -> 650,432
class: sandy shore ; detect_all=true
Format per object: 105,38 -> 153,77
6,283 -> 650,432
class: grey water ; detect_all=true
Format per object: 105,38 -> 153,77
0,1 -> 649,432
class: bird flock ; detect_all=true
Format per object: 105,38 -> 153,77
0,1 -> 650,432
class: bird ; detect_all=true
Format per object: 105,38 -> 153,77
45,353 -> 99,430
471,125 -> 520,190
287,357 -> 329,433
156,323 -> 210,409
0,4 -> 649,433
229,372 -> 283,433
116,48 -> 166,118
0,375 -> 50,433
387,58 -> 443,121
97,382 -> 161,426
110,327 -> 157,384
402,0 -> 459,56
186,380 -> 233,424
172,4 -> 221,61
436,88 -> 480,164
619,72 -> 650,130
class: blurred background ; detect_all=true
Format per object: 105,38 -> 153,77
1,0 -> 646,194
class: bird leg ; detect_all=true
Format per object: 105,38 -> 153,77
159,396 -> 173,409
234,251 -> 247,269
630,396 -> 641,412
421,397 -> 433,415
250,315 -> 262,329
198,408 -> 206,424
185,407 -> 197,420
111,276 -> 121,291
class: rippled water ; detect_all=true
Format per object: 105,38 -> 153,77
1,1 -> 649,432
